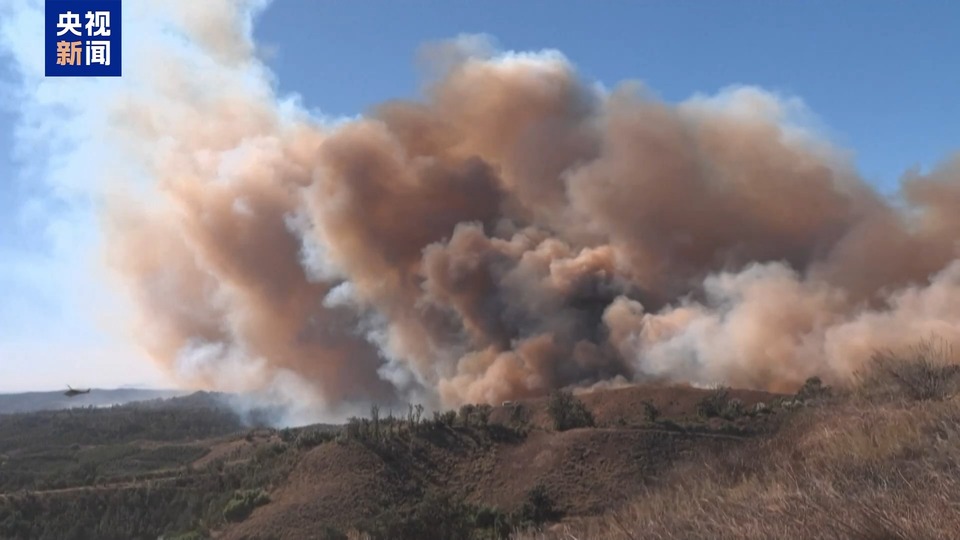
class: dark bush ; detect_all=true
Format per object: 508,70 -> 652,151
796,376 -> 832,402
642,400 -> 660,423
855,339 -> 960,402
509,403 -> 530,429
440,410 -> 458,427
222,489 -> 270,522
167,532 -> 207,540
345,417 -> 364,440
475,506 -> 513,538
547,390 -> 595,431
316,525 -> 348,540
458,404 -> 477,427
474,404 -> 493,427
696,386 -> 732,419
362,489 -> 476,540
295,429 -> 335,449
516,483 -> 561,526
722,398 -> 745,420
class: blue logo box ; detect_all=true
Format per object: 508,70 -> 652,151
45,0 -> 122,77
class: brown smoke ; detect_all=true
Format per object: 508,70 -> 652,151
104,34 -> 960,409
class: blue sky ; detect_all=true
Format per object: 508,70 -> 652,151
253,1 -> 960,189
0,0 -> 958,391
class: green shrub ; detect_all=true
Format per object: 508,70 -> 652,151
722,398 -> 745,420
696,386 -> 732,419
516,483 -> 561,527
345,417 -> 364,440
474,404 -> 493,427
167,531 -> 207,540
222,489 -> 270,522
796,376 -> 832,402
295,429 -> 335,449
459,404 -> 477,427
508,403 -> 530,431
474,506 -> 513,539
316,525 -> 348,540
547,390 -> 595,431
362,489 -> 476,540
441,410 -> 458,426
642,401 -> 660,423
406,404 -> 425,431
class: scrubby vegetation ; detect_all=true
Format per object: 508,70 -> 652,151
4,340 -> 957,540
222,489 -> 271,522
340,402 -> 527,453
0,397 -> 243,455
355,483 -> 561,540
0,396 -> 246,493
522,340 -> 960,540
0,391 -> 545,539
0,443 -> 210,492
546,390 -> 595,431
855,338 -> 960,402
0,394 -> 295,539
641,400 -> 660,423
0,443 -> 297,540
794,375 -> 831,402
695,386 -> 747,420
359,489 -> 504,540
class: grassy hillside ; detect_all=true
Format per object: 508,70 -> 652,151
2,344 -> 956,539
221,385 -> 797,540
0,384 -> 788,540
521,345 -> 960,539
0,389 -> 188,415
0,393 -> 269,540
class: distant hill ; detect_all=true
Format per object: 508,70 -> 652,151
0,388 -> 189,415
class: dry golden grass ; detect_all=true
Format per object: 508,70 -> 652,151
854,338 -> 960,402
520,344 -> 960,540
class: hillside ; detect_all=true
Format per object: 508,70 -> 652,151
2,352 -> 958,540
224,385 -> 784,540
0,388 -> 188,415
0,383 -> 790,540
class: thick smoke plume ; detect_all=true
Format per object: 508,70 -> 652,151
18,2 -> 959,412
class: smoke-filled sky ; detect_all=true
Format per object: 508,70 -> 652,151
0,1 -> 958,415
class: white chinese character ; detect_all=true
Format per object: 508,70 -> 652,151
86,41 -> 111,66
56,12 -> 82,37
84,11 -> 111,37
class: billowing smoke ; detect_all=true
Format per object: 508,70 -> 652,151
5,1 -> 959,413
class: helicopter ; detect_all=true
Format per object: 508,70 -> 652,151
64,385 -> 91,398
